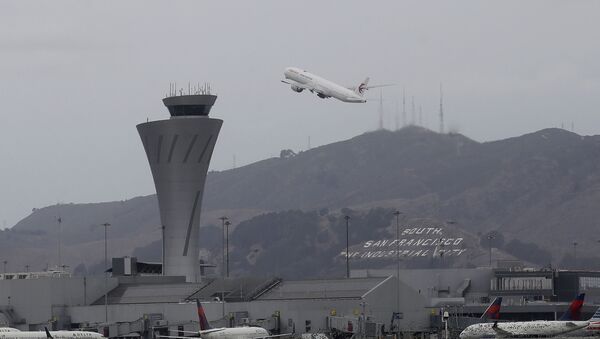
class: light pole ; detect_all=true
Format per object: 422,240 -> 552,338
345,215 -> 351,278
393,210 -> 402,334
101,222 -> 111,323
218,216 -> 228,318
573,241 -> 578,269
2,260 -> 6,274
161,225 -> 165,276
219,216 -> 228,276
487,233 -> 495,268
225,220 -> 231,278
57,216 -> 62,270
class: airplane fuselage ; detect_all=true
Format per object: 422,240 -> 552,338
460,321 -> 590,338
283,67 -> 366,103
201,327 -> 270,339
0,331 -> 104,339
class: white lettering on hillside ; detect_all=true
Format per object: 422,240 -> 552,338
339,226 -> 468,260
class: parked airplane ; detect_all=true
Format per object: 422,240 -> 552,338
0,327 -> 104,339
281,67 -> 392,103
160,300 -> 289,339
562,307 -> 600,337
460,294 -> 589,338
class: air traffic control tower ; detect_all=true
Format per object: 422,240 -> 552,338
137,87 -> 222,282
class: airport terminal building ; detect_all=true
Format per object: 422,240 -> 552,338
2,264 -> 600,338
2,91 -> 600,339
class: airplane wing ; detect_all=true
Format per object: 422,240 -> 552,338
366,84 -> 395,89
159,330 -> 228,339
565,321 -> 589,328
490,322 -> 513,337
255,333 -> 293,339
281,80 -> 311,90
169,330 -> 201,335
199,329 -> 226,335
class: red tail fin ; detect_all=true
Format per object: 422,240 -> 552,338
196,299 -> 211,330
560,293 -> 585,321
481,297 -> 502,321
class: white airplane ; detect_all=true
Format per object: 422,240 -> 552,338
459,319 -> 590,339
0,327 -> 104,339
560,308 -> 600,337
281,67 -> 391,103
460,295 -> 591,339
160,300 -> 290,339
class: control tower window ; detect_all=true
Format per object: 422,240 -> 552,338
168,105 -> 210,116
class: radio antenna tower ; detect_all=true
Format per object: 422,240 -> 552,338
411,96 -> 415,125
378,90 -> 384,130
439,83 -> 445,134
402,88 -> 407,127
395,100 -> 400,131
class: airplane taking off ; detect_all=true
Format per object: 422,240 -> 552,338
460,293 -> 589,338
281,67 -> 392,103
160,300 -> 289,339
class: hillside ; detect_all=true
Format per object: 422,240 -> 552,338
5,126 -> 600,275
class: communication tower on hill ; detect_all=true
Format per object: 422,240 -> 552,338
378,90 -> 384,130
402,88 -> 407,127
439,83 -> 445,134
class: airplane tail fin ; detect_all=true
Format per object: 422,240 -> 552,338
355,77 -> 370,96
589,307 -> 600,321
480,297 -> 502,321
560,293 -> 585,320
196,299 -> 212,330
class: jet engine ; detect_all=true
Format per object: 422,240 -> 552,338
291,84 -> 304,93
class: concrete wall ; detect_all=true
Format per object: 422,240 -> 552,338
0,276 -> 116,328
70,303 -> 198,326
354,268 -> 493,304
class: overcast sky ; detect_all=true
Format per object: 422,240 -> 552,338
1,1 -> 599,227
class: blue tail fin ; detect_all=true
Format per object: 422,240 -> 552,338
559,293 -> 585,320
480,297 -> 502,321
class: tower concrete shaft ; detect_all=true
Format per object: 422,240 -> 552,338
137,94 -> 222,282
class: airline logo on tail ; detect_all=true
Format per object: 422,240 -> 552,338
560,293 -> 585,321
196,299 -> 212,331
356,78 -> 370,95
481,297 -> 502,321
